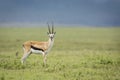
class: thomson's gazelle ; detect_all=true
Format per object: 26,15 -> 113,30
21,23 -> 56,65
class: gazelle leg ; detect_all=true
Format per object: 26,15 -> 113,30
42,52 -> 47,66
44,55 -> 47,65
21,51 -> 31,64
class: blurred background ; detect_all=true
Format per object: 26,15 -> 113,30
0,1 -> 120,79
0,0 -> 120,27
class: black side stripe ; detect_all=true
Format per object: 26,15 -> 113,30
31,45 -> 44,52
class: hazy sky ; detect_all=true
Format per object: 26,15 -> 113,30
0,0 -> 120,26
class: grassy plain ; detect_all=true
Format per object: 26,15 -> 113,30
0,27 -> 120,80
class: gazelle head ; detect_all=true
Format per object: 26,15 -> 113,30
47,23 -> 56,41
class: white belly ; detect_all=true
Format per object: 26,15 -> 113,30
31,48 -> 44,54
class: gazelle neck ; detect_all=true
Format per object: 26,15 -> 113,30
47,38 -> 54,53
48,38 -> 54,47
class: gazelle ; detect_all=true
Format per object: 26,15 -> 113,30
21,23 -> 56,65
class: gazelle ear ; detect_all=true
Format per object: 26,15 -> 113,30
54,32 -> 56,34
47,32 -> 49,35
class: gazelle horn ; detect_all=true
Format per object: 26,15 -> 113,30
47,23 -> 51,33
52,22 -> 54,33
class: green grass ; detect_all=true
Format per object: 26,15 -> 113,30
0,27 -> 120,80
